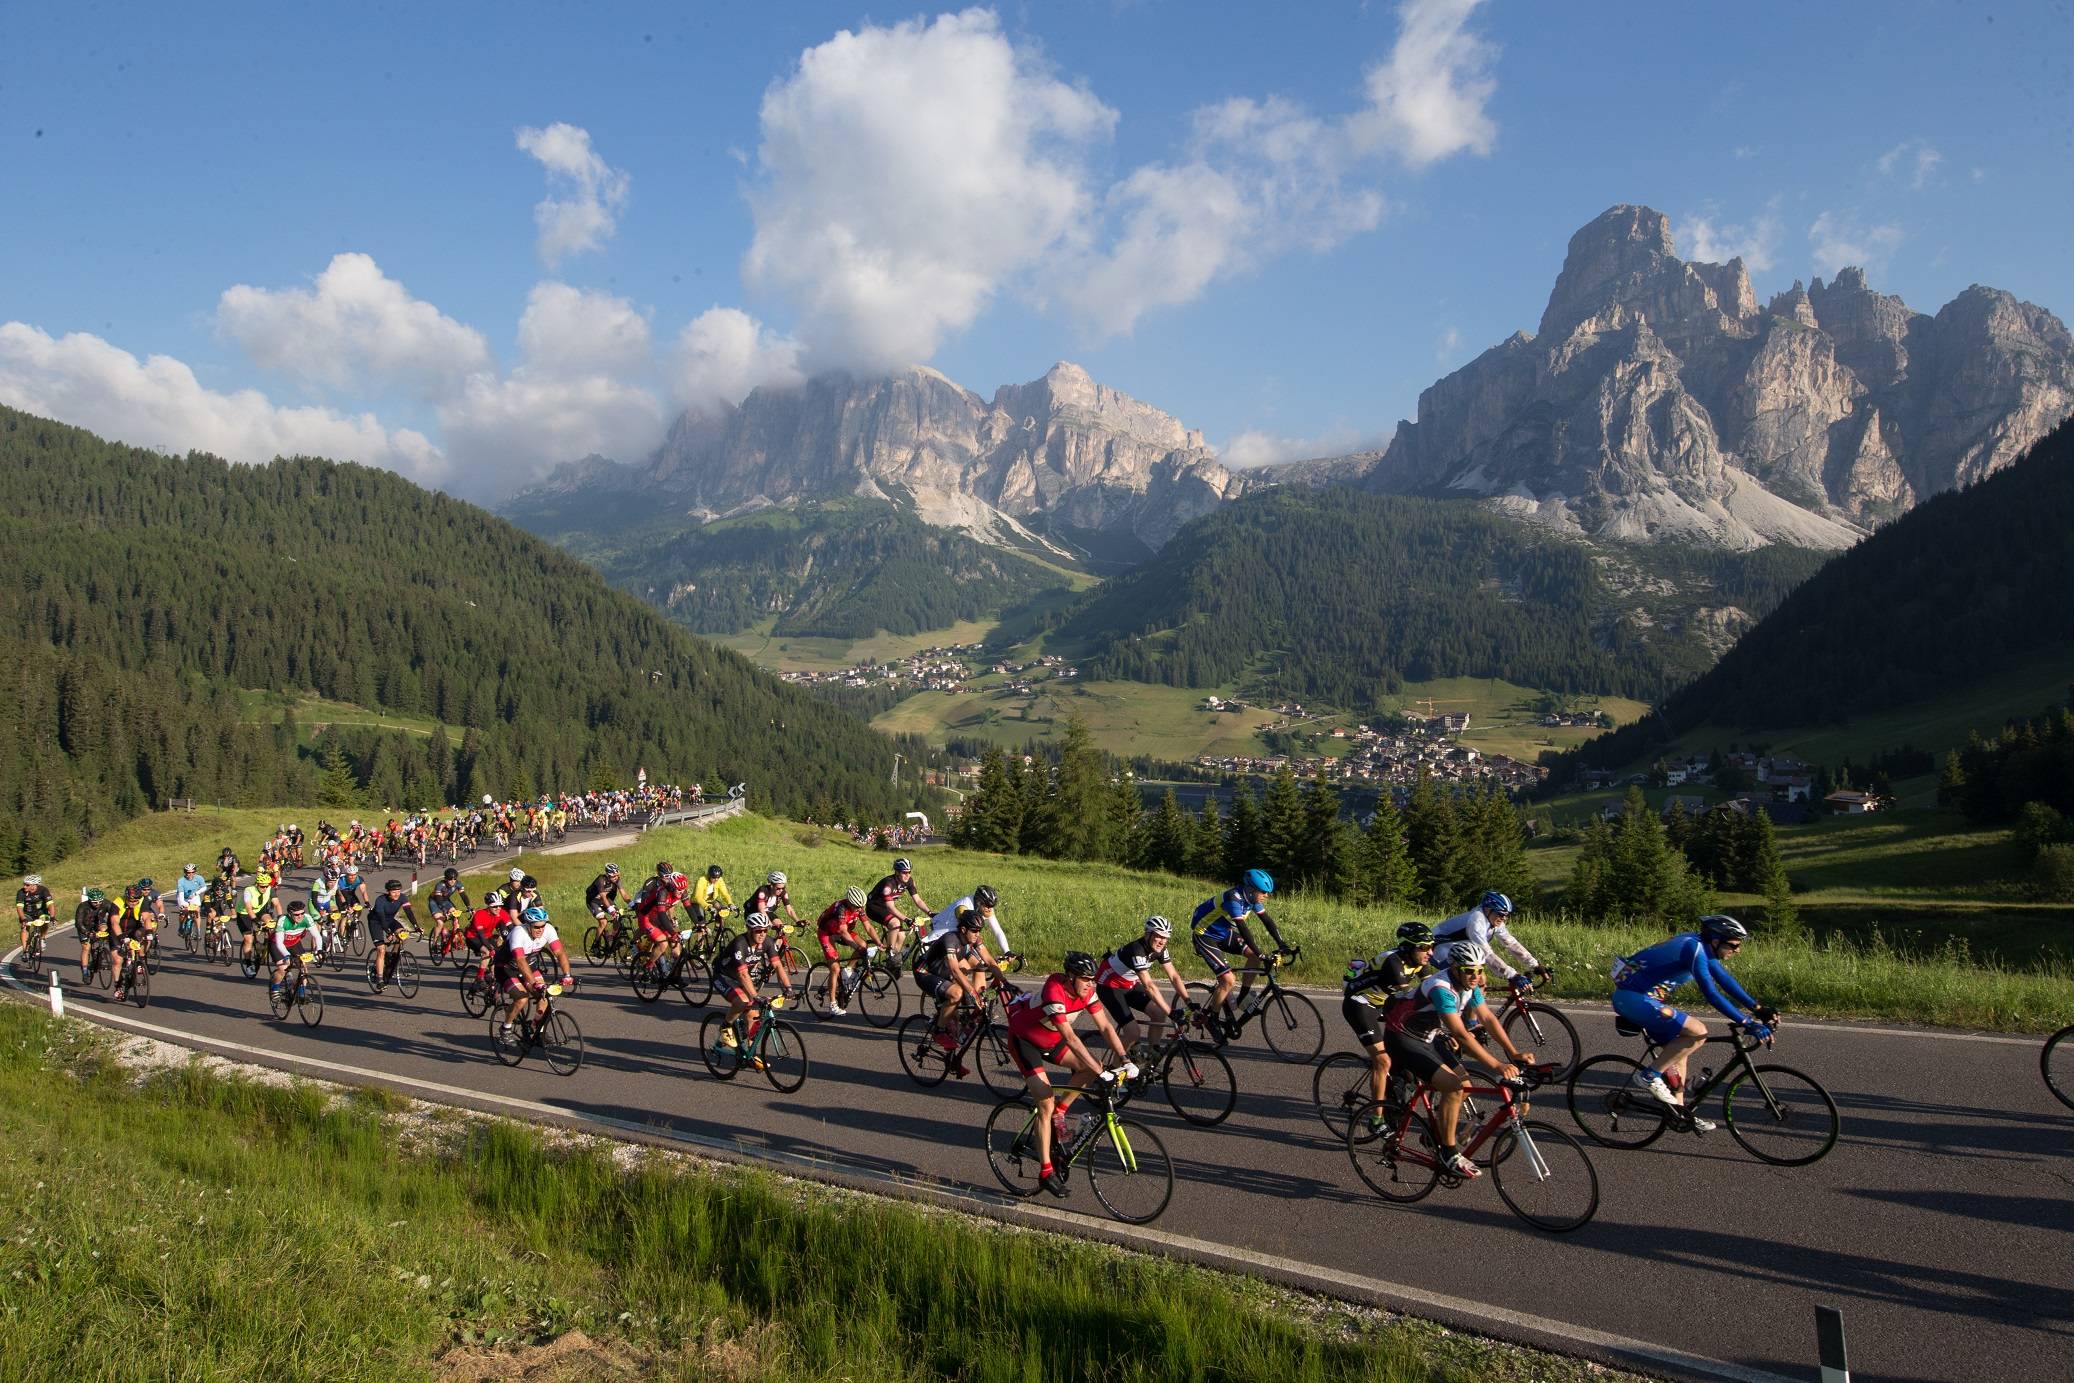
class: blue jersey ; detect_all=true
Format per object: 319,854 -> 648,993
174,875 -> 207,906
1613,932 -> 1756,1023
1190,887 -> 1259,946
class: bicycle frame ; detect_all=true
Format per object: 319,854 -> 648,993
1640,1027 -> 1768,1110
1386,1071 -> 1548,1172
1026,1079 -> 1142,1174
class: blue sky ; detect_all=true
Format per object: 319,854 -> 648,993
3,0 -> 2068,497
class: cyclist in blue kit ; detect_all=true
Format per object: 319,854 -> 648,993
1611,914 -> 1777,1123
1190,868 -> 1291,1039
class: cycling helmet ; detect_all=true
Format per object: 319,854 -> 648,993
22,874 -> 40,887
670,871 -> 689,890
286,900 -> 307,915
956,908 -> 982,933
84,887 -> 105,902
973,884 -> 999,909
1243,868 -> 1274,895
655,860 -> 673,876
383,879 -> 403,892
893,857 -> 913,873
1480,890 -> 1514,916
605,863 -> 620,876
522,906 -> 550,926
485,889 -> 505,908
1700,914 -> 1750,943
443,868 -> 458,881
843,885 -> 867,908
1062,950 -> 1099,980
1445,940 -> 1489,971
1396,921 -> 1435,946
521,874 -> 538,890
137,877 -> 154,889
509,867 -> 525,883
745,911 -> 771,932
766,870 -> 786,888
1144,914 -> 1172,938
706,864 -> 724,880
182,864 -> 197,873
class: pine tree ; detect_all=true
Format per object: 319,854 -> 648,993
1363,794 -> 1418,906
1109,768 -> 1144,867
1296,779 -> 1341,888
1936,749 -> 1966,807
315,739 -> 360,808
1189,798 -> 1225,879
1222,785 -> 1262,882
1257,767 -> 1306,883
1403,770 -> 1466,911
1745,807 -> 1797,930
1139,789 -> 1191,875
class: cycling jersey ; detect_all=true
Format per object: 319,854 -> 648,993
1007,974 -> 1097,1044
368,894 -> 411,942
428,879 -> 467,914
15,885 -> 53,921
692,877 -> 735,916
1434,905 -> 1540,982
867,873 -> 917,924
1394,971 -> 1486,1040
1611,932 -> 1756,1024
923,897 -> 1009,956
921,930 -> 979,975
716,933 -> 759,993
1344,950 -> 1423,1007
1098,936 -> 1163,990
173,876 -> 206,909
746,885 -> 787,920
498,922 -> 563,968
1190,887 -> 1286,953
584,874 -> 623,911
816,900 -> 864,936
236,884 -> 272,918
464,906 -> 511,945
272,912 -> 320,957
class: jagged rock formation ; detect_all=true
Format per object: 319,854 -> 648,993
1343,205 -> 2074,549
517,362 -> 1244,558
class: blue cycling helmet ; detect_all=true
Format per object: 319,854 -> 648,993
1480,890 -> 1513,916
521,906 -> 550,926
1242,869 -> 1274,895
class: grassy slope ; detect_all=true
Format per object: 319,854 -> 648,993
1,804 -> 325,899
1376,677 -> 1653,762
0,1004 -> 1550,1383
237,690 -> 453,741
712,616 -> 1001,674
872,680 -> 1284,760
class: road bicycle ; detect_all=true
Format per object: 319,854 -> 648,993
700,996 -> 808,1091
582,908 -> 636,972
457,959 -> 497,1017
1346,1064 -> 1598,1232
1474,970 -> 1580,1081
1115,1004 -> 1238,1126
267,952 -> 325,1028
365,931 -> 422,999
107,936 -> 151,1008
983,1071 -> 1174,1224
84,928 -> 114,990
2046,1024 -> 2074,1111
803,949 -> 901,1028
490,981 -> 584,1076
1567,1022 -> 1839,1166
17,921 -> 49,976
201,915 -> 234,966
176,907 -> 202,955
897,983 -> 1022,1097
630,932 -> 717,1008
1189,948 -> 1323,1062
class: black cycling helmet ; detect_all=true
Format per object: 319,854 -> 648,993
655,860 -> 673,876
521,874 -> 538,890
443,867 -> 458,881
956,907 -> 982,933
894,857 -> 913,873
1396,921 -> 1435,946
383,879 -> 403,892
707,864 -> 724,880
1700,914 -> 1750,943
1062,950 -> 1098,980
973,884 -> 999,909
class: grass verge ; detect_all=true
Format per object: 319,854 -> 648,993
0,1003 -> 1603,1383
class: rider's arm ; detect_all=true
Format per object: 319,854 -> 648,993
1702,954 -> 1758,1019
1440,1007 -> 1518,1073
1486,922 -> 1538,981
1253,908 -> 1292,955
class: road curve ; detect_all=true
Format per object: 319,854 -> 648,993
9,846 -> 2071,1383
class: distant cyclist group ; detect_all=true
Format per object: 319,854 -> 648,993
13,787 -> 1839,1230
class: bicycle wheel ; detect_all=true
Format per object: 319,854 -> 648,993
1162,1040 -> 1237,1126
802,963 -> 836,1018
268,976 -> 292,1021
295,975 -> 324,1028
181,920 -> 198,955
1312,1052 -> 1374,1140
347,923 -> 367,959
760,1020 -> 808,1093
458,970 -> 492,1017
1489,1120 -> 1599,1232
630,953 -> 669,1004
583,926 -> 610,967
676,954 -> 715,1010
1566,1054 -> 1670,1150
898,1013 -> 952,1087
2046,1025 -> 2074,1112
144,937 -> 162,975
1087,1116 -> 1174,1224
859,965 -> 901,1028
393,951 -> 420,1000
543,1011 -> 584,1077
18,937 -> 40,977
1722,1064 -> 1840,1166
1345,1100 -> 1441,1204
1503,1002 -> 1581,1081
699,1013 -> 743,1081
1258,989 -> 1324,1063
983,1099 -> 1045,1198
490,1009 -> 527,1066
129,962 -> 151,1008
976,1022 -> 1023,1100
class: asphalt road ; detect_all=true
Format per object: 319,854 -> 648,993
12,846 -> 2072,1383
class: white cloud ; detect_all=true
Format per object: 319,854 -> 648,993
516,123 -> 631,267
1678,201 -> 1783,272
1349,0 -> 1498,167
437,283 -> 666,485
1436,325 -> 1463,363
1808,211 -> 1904,277
215,252 -> 492,398
669,307 -> 804,415
0,321 -> 444,479
1732,144 -> 1758,160
1221,423 -> 1380,468
743,9 -> 1114,374
1876,139 -> 1942,191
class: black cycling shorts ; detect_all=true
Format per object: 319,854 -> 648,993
1383,1027 -> 1460,1087
1342,995 -> 1387,1048
1097,983 -> 1153,1026
915,970 -> 956,1003
1192,933 -> 1239,977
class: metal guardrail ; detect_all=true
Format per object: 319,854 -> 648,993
644,797 -> 746,831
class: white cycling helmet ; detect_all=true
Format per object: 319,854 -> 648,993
843,885 -> 867,908
1144,914 -> 1172,938
1445,940 -> 1489,971
766,870 -> 786,888
509,868 -> 525,883
22,873 -> 41,887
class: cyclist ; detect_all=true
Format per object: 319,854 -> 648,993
914,904 -> 1012,1068
867,857 -> 932,959
1005,951 -> 1134,1197
269,900 -> 325,1001
366,879 -> 419,993
1382,940 -> 1533,1180
713,912 -> 774,1062
633,866 -> 693,967
584,863 -> 627,946
75,887 -> 112,978
109,889 -> 153,1003
215,846 -> 240,886
172,865 -> 206,944
202,875 -> 235,950
1190,868 -> 1292,1038
1095,915 -> 1191,1057
497,906 -> 573,1041
692,864 -> 736,941
814,885 -> 881,1018
426,868 -> 469,953
746,870 -> 801,932
1434,891 -> 1549,990
510,871 -> 541,917
1611,914 -> 1773,1120
336,861 -> 371,938
1343,922 -> 1437,1121
235,870 -> 279,970
15,872 -> 54,956
462,889 -> 514,982
924,884 -> 1012,958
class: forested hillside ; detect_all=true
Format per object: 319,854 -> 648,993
523,497 -> 1066,639
0,407 -> 903,862
1055,487 -> 1824,708
1572,417 -> 2074,767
